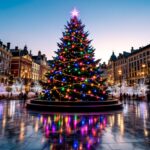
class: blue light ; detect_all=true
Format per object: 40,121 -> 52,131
73,140 -> 78,149
59,138 -> 63,144
50,76 -> 53,79
59,71 -> 62,75
82,94 -> 86,97
62,78 -> 66,82
100,97 -> 104,100
82,84 -> 85,88
45,90 -> 49,93
100,116 -> 103,122
93,89 -> 97,93
81,120 -> 85,125
74,63 -> 78,67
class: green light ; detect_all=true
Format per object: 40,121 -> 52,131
58,121 -> 61,126
74,115 -> 77,120
61,87 -> 65,91
80,52 -> 83,55
54,115 -> 56,121
74,68 -> 78,71
85,79 -> 88,82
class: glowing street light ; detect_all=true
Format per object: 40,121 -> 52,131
118,70 -> 122,76
142,64 -> 146,68
118,69 -> 122,101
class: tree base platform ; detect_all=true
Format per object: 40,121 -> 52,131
26,99 -> 123,112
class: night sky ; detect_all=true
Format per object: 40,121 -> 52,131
0,0 -> 150,62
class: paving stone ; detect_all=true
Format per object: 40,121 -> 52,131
0,100 -> 149,150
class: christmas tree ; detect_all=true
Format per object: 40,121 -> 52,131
44,9 -> 108,101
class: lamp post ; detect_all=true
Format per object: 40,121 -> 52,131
142,64 -> 146,84
118,69 -> 122,101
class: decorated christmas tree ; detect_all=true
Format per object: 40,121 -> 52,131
44,9 -> 108,101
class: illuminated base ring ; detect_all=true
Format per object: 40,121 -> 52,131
26,99 -> 123,112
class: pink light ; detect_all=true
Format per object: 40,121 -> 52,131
71,8 -> 79,18
85,125 -> 88,132
52,126 -> 55,133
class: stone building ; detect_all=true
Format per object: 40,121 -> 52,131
108,44 -> 150,86
32,61 -> 40,81
0,41 -> 12,84
10,46 -> 32,82
32,51 -> 49,83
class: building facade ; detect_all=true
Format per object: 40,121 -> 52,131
32,61 -> 40,81
108,44 -> 150,86
0,41 -> 12,84
32,51 -> 49,83
11,46 -> 32,81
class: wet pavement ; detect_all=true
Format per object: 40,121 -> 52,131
0,100 -> 150,150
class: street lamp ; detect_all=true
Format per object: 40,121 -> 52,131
118,69 -> 122,101
142,64 -> 146,84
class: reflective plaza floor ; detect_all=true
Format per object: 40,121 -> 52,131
0,100 -> 150,150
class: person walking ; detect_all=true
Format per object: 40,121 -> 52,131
147,92 -> 150,104
23,92 -> 27,105
136,94 -> 139,105
128,94 -> 131,104
123,93 -> 126,104
132,94 -> 135,105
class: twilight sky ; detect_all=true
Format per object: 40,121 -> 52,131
0,0 -> 150,62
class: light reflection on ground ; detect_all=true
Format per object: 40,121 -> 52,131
0,100 -> 149,150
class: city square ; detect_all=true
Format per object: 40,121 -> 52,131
0,100 -> 150,150
0,0 -> 150,150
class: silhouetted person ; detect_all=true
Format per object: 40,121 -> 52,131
126,94 -> 128,101
120,93 -> 123,102
123,93 -> 126,103
132,94 -> 135,104
19,92 -> 23,100
147,92 -> 150,104
136,94 -> 139,104
10,92 -> 12,97
128,94 -> 131,104
35,92 -> 38,97
23,93 -> 27,105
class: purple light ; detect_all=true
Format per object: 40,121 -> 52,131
52,125 -> 56,133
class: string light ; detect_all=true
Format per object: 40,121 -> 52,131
43,8 -> 108,101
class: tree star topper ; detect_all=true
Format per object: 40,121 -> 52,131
71,8 -> 79,18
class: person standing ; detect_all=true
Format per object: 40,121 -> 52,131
147,92 -> 150,104
23,92 -> 27,105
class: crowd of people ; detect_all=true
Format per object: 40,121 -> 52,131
19,92 -> 28,104
118,93 -> 150,104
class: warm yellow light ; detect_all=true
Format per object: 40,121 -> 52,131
81,67 -> 85,71
88,90 -> 91,94
142,64 -> 146,68
93,75 -> 96,79
118,70 -> 122,75
67,88 -> 70,92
